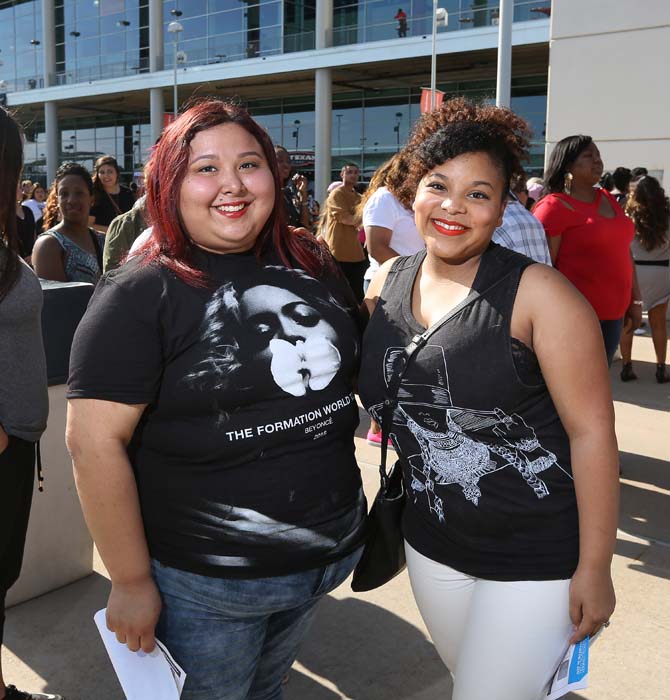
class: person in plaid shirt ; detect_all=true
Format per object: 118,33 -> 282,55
493,191 -> 552,265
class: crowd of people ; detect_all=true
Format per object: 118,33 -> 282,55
1,94 -> 668,700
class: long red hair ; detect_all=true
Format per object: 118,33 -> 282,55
140,98 -> 327,286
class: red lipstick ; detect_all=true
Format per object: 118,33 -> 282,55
431,218 -> 469,236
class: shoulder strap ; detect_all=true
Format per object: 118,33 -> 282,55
88,229 -> 104,271
42,229 -> 67,250
106,190 -> 123,216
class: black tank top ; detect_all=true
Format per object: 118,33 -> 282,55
359,244 -> 579,581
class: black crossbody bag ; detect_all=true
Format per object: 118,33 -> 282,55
351,283 -> 494,592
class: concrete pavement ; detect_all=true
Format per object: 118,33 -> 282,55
3,332 -> 668,699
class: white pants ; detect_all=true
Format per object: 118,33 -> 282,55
405,542 -> 574,700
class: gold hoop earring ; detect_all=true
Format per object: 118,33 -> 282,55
563,172 -> 573,195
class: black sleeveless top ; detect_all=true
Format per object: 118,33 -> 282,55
358,244 -> 579,581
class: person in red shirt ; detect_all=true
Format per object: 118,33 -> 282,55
394,8 -> 408,37
533,136 -> 642,365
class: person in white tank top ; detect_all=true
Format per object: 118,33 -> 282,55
358,155 -> 425,445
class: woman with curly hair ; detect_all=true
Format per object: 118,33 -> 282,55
32,163 -> 104,284
358,98 -> 619,700
620,175 -> 670,383
357,152 -> 424,445
66,99 -> 366,699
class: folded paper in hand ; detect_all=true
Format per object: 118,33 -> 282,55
545,636 -> 590,700
94,609 -> 186,700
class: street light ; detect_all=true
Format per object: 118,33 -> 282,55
167,20 -> 183,118
393,112 -> 403,151
430,3 -> 448,110
335,113 -> 343,152
292,119 -> 301,150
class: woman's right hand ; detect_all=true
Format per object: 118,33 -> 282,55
106,576 -> 162,652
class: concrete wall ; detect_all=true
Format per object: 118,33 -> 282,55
7,385 -> 94,607
546,2 -> 670,186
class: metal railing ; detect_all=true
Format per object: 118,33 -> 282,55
333,0 -> 550,45
5,1 -> 550,91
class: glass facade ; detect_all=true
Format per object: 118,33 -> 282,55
0,0 -> 43,93
22,110 -> 153,185
54,0 -> 150,84
252,76 -> 547,181
1,1 -> 548,90
22,74 -> 546,186
333,0 -> 551,46
161,1 -> 316,68
9,1 -> 550,186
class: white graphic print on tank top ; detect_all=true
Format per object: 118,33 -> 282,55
368,344 -> 573,523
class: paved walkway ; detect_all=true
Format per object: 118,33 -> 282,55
4,333 -> 668,699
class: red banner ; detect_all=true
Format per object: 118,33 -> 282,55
420,88 -> 445,114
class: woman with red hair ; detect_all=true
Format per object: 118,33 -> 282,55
65,99 -> 366,699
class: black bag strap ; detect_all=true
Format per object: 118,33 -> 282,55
89,228 -> 104,272
377,269 -> 515,489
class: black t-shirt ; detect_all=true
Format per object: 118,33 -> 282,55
90,186 -> 135,227
16,205 -> 37,257
282,181 -> 303,228
358,245 -> 579,581
68,248 -> 367,578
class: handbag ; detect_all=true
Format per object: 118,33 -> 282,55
351,280 -> 496,592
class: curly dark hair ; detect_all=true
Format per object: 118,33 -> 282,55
392,98 -> 532,209
625,176 -> 670,252
42,162 -> 94,231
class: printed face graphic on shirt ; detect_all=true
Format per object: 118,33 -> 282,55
239,285 -> 341,397
184,265 -> 353,410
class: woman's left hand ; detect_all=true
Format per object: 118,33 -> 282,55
293,174 -> 308,197
568,563 -> 616,643
624,302 -> 643,331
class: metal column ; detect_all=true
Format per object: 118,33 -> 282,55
495,0 -> 513,108
314,0 -> 333,205
149,0 -> 165,144
42,0 -> 58,183
44,102 -> 59,185
315,71 -> 332,206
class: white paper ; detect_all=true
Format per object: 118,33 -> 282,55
94,609 -> 186,700
545,636 -> 590,700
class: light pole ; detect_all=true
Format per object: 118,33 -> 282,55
430,3 -> 448,110
335,113 -> 343,152
393,112 -> 403,151
495,0 -> 513,108
167,20 -> 183,118
292,119 -> 301,150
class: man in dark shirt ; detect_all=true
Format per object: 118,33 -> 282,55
275,146 -> 310,229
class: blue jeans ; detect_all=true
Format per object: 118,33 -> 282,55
151,547 -> 362,700
600,318 -> 624,367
